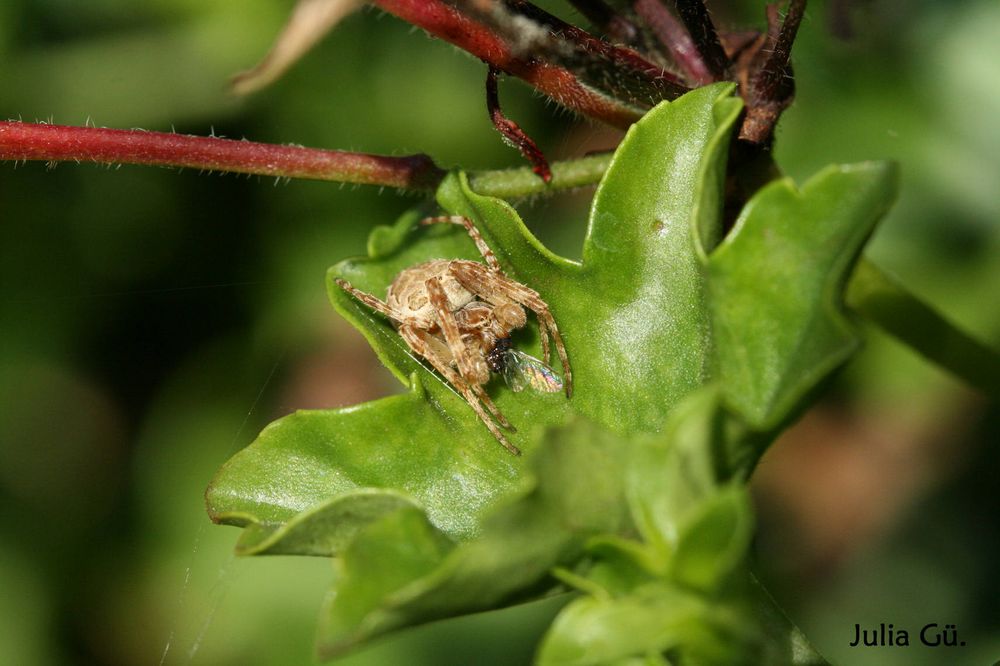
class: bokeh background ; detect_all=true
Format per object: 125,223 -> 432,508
0,1 -> 997,664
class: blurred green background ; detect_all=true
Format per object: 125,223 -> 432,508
0,1 -> 997,664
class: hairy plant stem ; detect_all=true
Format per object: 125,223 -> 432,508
0,120 -> 610,198
632,0 -> 715,85
0,121 -> 446,189
469,152 -> 612,197
847,260 -> 1000,398
371,0 -> 645,128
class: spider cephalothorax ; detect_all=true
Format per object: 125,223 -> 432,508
336,215 -> 571,454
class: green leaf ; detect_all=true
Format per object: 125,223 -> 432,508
669,484 -> 753,593
317,418 -> 629,657
707,162 -> 899,430
319,506 -> 455,648
564,535 -> 662,598
536,582 -> 758,666
749,575 -> 830,666
206,82 -> 744,545
540,387 -> 824,666
622,386 -> 756,594
232,490 -> 421,557
203,81 -> 901,662
437,83 -> 743,434
624,385 -> 726,559
537,576 -> 829,666
206,372 -> 524,541
540,574 -> 830,666
567,87 -> 743,430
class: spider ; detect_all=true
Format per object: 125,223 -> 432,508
335,215 -> 572,455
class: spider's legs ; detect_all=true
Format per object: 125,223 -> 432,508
399,325 -> 520,455
417,329 -> 513,430
334,278 -> 406,322
420,330 -> 513,430
470,384 -> 514,431
425,276 -> 519,443
337,275 -> 518,453
449,262 -> 573,398
425,276 -> 490,387
537,319 -> 552,368
421,216 -> 502,272
422,217 -> 558,383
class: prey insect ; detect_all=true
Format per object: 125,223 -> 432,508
487,337 -> 563,394
335,215 -> 572,455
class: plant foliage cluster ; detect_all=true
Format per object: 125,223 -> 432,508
207,84 -> 906,663
3,0 -> 998,663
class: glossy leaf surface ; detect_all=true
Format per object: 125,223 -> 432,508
318,420 -> 627,657
537,387 -> 827,666
206,83 -> 743,542
707,163 -> 899,429
204,82 -> 905,663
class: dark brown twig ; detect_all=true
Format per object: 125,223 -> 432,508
565,0 -> 643,46
754,0 -> 805,100
737,0 -> 806,143
471,0 -> 690,107
672,0 -> 731,79
632,0 -> 715,85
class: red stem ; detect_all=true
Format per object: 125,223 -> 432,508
372,0 -> 643,128
0,121 -> 446,189
486,0 -> 689,100
632,0 -> 715,85
486,67 -> 552,182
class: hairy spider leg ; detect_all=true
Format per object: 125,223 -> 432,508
398,325 -> 520,455
417,328 -> 513,431
471,383 -> 515,431
423,275 -> 517,435
335,278 -> 415,324
536,318 -> 553,369
449,261 -> 573,398
421,322 -> 514,431
424,275 -> 479,382
421,215 -> 502,272
430,336 -> 514,431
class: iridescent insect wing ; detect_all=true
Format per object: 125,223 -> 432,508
500,357 -> 528,392
501,349 -> 563,393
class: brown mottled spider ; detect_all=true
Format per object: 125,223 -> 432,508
335,215 -> 572,455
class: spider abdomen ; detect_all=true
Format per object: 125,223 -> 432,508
386,259 -> 476,322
